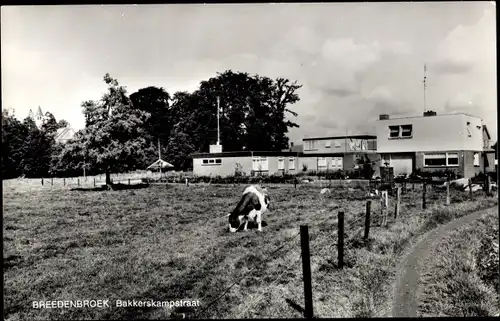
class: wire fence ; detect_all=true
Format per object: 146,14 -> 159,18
189,180 -> 494,319
192,197 -> 391,319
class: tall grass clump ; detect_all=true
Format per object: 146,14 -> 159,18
418,211 -> 499,317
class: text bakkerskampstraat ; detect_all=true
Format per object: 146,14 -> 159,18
32,300 -> 201,309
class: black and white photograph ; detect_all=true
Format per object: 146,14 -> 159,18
2,2 -> 498,319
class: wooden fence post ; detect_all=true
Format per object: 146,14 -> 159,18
446,177 -> 450,206
51,177 -> 53,186
422,181 -> 427,209
380,195 -> 384,226
394,187 -> 400,219
364,200 -> 371,240
486,175 -> 491,196
300,225 -> 314,319
41,178 -> 44,186
128,178 -> 131,185
77,178 -> 80,187
412,180 -> 415,191
294,177 -> 297,190
185,178 -> 189,186
64,178 -> 66,186
468,179 -> 473,201
93,178 -> 96,187
337,211 -> 344,269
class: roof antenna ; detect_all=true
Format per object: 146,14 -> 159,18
423,64 -> 427,113
217,96 -> 220,145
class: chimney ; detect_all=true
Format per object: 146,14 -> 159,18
379,114 -> 390,120
423,110 -> 437,117
209,143 -> 222,153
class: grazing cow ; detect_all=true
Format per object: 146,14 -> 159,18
228,185 -> 270,233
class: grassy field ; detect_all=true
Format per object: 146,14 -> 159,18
418,207 -> 500,317
3,180 -> 498,320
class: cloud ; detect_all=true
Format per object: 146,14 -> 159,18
432,59 -> 474,75
320,87 -> 357,98
362,86 -> 415,118
433,8 -> 495,74
444,93 -> 483,113
2,4 -> 496,145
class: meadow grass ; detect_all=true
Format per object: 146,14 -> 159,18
417,208 -> 499,317
3,180 -> 497,319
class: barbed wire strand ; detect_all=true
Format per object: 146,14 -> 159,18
194,229 -> 301,318
237,253 -> 304,319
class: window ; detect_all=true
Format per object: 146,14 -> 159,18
252,156 -> 269,171
288,157 -> 295,170
423,153 -> 459,167
331,157 -> 343,169
424,153 -> 446,166
473,152 -> 480,167
318,157 -> 327,167
389,125 -> 412,139
401,125 -> 413,137
202,158 -> 222,166
389,126 -> 400,138
325,140 -> 331,148
334,141 -> 341,148
305,140 -> 317,150
277,157 -> 285,170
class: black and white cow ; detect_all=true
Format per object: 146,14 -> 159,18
227,185 -> 270,233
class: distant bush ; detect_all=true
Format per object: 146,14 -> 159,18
412,169 -> 460,180
187,174 -> 297,185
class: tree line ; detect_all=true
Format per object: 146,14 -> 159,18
2,70 -> 302,183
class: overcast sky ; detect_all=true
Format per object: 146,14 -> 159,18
1,2 -> 497,144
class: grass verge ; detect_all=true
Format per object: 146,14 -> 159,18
417,208 -> 499,316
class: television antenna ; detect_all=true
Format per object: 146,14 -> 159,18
422,64 -> 427,113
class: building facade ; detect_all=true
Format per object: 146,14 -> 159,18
300,135 -> 378,172
190,135 -> 378,177
375,112 -> 491,178
191,151 -> 301,177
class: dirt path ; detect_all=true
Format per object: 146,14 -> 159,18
392,207 -> 496,317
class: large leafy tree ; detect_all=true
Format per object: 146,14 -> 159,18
129,86 -> 172,141
17,117 -> 54,178
57,119 -> 69,129
165,92 -> 205,169
57,73 -> 153,185
129,86 -> 173,165
2,109 -> 29,179
41,112 -> 59,136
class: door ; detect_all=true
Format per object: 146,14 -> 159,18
389,154 -> 413,176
